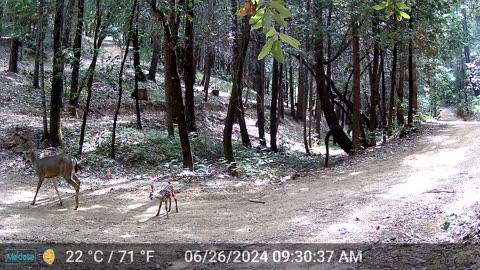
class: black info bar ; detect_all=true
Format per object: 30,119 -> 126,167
0,243 -> 478,269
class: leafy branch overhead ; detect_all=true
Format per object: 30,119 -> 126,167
373,0 -> 411,21
239,0 -> 300,63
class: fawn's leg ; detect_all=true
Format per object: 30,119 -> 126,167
172,193 -> 178,213
64,176 -> 80,210
31,176 -> 45,205
167,197 -> 172,212
52,178 -> 63,206
156,200 -> 162,216
165,199 -> 169,218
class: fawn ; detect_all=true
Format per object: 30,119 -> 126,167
149,182 -> 178,218
24,142 -> 80,210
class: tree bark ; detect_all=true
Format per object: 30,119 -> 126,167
253,34 -> 265,146
150,0 -> 194,170
397,47 -> 406,125
78,0 -> 105,156
270,59 -> 279,152
148,27 -> 161,81
388,44 -> 398,135
50,0 -> 65,146
408,8 -> 417,125
314,4 -> 352,155
289,65 -> 295,117
183,0 -> 197,133
351,20 -> 361,151
69,0 -> 85,107
203,44 -> 214,101
8,37 -> 20,73
223,0 -> 251,175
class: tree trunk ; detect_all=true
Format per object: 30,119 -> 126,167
388,44 -> 398,136
69,0 -> 85,107
151,0 -> 194,170
368,13 -> 380,146
133,6 -> 142,130
203,44 -> 214,101
183,0 -> 197,133
8,37 -> 20,73
112,0 -> 137,159
148,27 -> 161,81
296,58 -> 305,122
289,65 -> 295,117
62,0 -> 75,49
303,71 -> 310,155
314,4 -> 352,155
351,20 -> 361,151
408,9 -> 417,125
39,0 -> 49,140
253,34 -> 265,146
397,47 -> 406,125
50,0 -> 65,146
223,0 -> 251,175
270,59 -> 279,152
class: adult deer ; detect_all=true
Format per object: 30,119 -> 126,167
24,142 -> 80,210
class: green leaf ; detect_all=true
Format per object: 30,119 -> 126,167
372,4 -> 385,10
258,38 -> 275,60
249,8 -> 265,25
266,26 -> 277,37
253,19 -> 263,30
395,2 -> 410,10
272,40 -> 284,63
262,10 -> 272,34
270,10 -> 287,27
267,1 -> 291,18
279,33 -> 300,48
399,11 -> 410,19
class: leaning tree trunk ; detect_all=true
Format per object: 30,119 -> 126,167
111,0 -> 137,159
78,0 -> 106,156
314,4 -> 352,155
50,0 -> 65,146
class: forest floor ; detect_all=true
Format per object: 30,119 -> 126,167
1,40 -> 480,268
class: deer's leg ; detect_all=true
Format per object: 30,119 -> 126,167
167,197 -> 172,212
172,193 -> 178,213
165,199 -> 169,218
156,200 -> 162,216
72,173 -> 81,186
31,176 -> 45,205
52,178 -> 63,206
64,176 -> 80,210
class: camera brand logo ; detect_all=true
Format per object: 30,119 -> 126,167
4,248 -> 37,266
43,249 -> 55,265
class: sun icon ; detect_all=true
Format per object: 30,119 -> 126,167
43,249 -> 55,265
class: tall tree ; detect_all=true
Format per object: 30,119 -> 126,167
183,0 -> 197,133
50,0 -> 65,146
69,0 -> 85,108
150,0 -> 194,170
223,0 -> 252,175
351,19 -> 361,151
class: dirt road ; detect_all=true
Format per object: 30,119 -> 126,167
1,108 -> 479,246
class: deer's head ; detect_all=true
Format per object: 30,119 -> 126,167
149,185 -> 155,200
